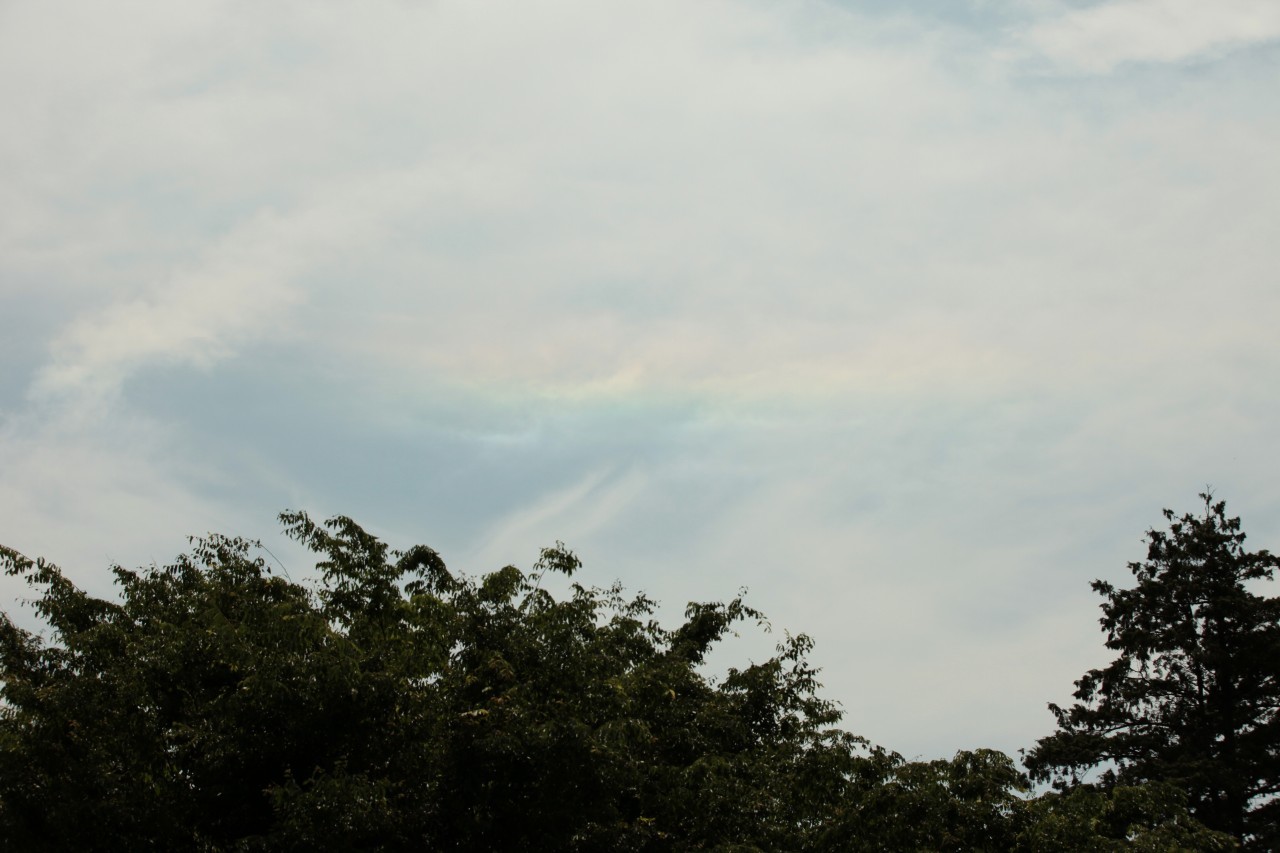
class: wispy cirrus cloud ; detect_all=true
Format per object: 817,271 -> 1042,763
1023,0 -> 1280,73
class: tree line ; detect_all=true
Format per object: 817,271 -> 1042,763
1,495 -> 1275,850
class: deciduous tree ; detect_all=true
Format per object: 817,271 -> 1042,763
0,513 -> 857,850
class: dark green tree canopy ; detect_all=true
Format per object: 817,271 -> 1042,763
1,510 -> 1235,851
1025,494 -> 1280,849
0,512 -> 874,851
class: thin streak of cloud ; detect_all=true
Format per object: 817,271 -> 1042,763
1023,0 -> 1280,73
466,467 -> 657,571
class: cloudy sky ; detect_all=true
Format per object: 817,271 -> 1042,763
3,0 -> 1279,760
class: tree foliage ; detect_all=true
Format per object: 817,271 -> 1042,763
1025,494 -> 1280,849
1,510 -> 1234,850
0,512 -> 865,850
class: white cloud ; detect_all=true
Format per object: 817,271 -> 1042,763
14,0 -> 1276,408
1024,0 -> 1280,73
31,208 -> 305,406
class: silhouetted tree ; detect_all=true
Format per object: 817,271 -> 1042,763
1026,494 -> 1280,849
0,513 -> 864,850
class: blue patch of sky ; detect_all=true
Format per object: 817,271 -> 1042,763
0,359 -> 37,420
117,346 -> 726,552
827,0 -> 1036,28
0,282 -> 93,414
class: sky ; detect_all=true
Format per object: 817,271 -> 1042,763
2,0 -> 1279,760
